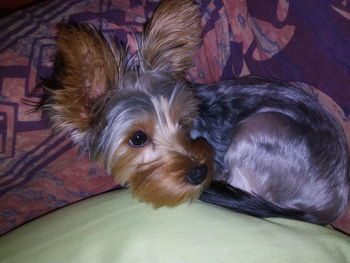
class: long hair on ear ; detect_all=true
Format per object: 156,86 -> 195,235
39,23 -> 131,142
38,0 -> 202,143
138,0 -> 202,78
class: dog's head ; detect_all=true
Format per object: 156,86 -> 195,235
41,0 -> 213,207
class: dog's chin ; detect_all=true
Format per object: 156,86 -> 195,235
130,174 -> 211,208
129,158 -> 212,208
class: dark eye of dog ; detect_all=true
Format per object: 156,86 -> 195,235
129,130 -> 149,147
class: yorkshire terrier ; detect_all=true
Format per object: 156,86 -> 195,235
37,0 -> 349,225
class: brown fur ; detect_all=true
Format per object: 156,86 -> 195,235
130,137 -> 213,207
140,0 -> 202,78
44,23 -> 128,137
110,119 -> 156,184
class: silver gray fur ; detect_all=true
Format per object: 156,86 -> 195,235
193,76 -> 349,224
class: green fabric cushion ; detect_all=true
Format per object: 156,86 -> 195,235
0,189 -> 349,263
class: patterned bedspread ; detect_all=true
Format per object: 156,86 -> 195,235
1,0 -> 350,235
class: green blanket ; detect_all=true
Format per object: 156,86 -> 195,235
0,190 -> 349,263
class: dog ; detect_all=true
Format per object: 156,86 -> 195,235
37,0 -> 349,225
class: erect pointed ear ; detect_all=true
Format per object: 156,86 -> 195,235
139,0 -> 202,78
42,23 -> 129,142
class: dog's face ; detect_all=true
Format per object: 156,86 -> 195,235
92,72 -> 213,206
39,0 -> 213,207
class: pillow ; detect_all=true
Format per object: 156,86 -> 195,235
0,190 -> 349,263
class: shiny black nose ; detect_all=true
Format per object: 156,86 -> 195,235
186,165 -> 208,185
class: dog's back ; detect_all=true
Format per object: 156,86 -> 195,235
194,76 -> 349,225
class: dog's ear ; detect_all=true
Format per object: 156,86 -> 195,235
42,23 -> 129,141
139,0 -> 202,78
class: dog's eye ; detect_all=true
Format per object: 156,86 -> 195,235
129,130 -> 149,147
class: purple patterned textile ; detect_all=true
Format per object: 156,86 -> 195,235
0,0 -> 349,235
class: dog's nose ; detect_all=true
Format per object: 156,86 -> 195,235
186,165 -> 208,185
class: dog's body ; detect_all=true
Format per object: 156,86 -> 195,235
37,0 -> 349,225
192,77 -> 349,225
